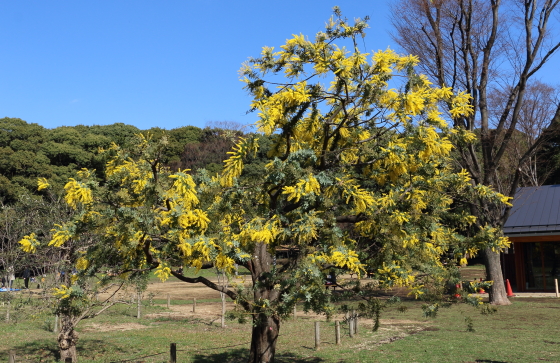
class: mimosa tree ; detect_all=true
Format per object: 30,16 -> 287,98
22,9 -> 511,363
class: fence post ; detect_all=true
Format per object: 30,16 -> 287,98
221,293 -> 226,328
352,309 -> 357,335
137,291 -> 142,319
167,294 -> 171,309
8,351 -> 15,363
193,298 -> 196,313
314,322 -> 320,350
5,300 -> 10,322
335,321 -> 341,345
555,279 -> 559,298
349,318 -> 354,338
170,343 -> 177,363
293,304 -> 297,320
54,315 -> 59,333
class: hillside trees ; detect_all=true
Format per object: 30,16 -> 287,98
172,127 -> 248,173
144,125 -> 203,166
0,119 -> 206,202
390,0 -> 560,304
0,118 -> 50,203
0,118 -> 116,200
23,12 -> 513,363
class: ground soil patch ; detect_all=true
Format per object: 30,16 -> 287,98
81,322 -> 150,332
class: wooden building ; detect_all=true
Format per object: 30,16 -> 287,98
503,185 -> 560,292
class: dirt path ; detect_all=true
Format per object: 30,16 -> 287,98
145,280 -> 226,300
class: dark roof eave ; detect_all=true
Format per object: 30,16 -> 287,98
504,231 -> 560,238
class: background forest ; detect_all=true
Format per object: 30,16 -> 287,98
0,118 -> 267,204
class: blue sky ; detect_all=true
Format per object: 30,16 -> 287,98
0,1 -> 558,131
0,1 -> 395,130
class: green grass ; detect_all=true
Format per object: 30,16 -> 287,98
1,296 -> 560,362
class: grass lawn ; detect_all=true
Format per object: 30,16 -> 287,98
1,293 -> 559,363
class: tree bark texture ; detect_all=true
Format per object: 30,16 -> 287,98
483,248 -> 511,305
248,314 -> 280,363
58,315 -> 78,363
248,242 -> 281,363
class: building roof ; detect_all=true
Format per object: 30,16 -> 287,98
503,185 -> 560,236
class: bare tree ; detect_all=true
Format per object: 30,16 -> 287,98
488,81 -> 560,187
0,195 -> 69,287
391,0 -> 560,304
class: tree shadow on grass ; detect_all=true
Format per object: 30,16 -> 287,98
189,348 -> 326,363
7,338 -> 60,362
12,338 -> 123,362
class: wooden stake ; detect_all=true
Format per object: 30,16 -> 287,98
137,291 -> 142,319
335,321 -> 341,345
54,315 -> 59,333
167,293 -> 171,309
170,343 -> 177,363
5,300 -> 10,322
8,351 -> 15,363
314,322 -> 320,350
349,318 -> 354,338
352,309 -> 357,335
221,293 -> 226,328
293,304 -> 297,320
555,279 -> 559,298
193,298 -> 196,313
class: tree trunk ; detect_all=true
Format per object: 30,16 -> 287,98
247,243 -> 281,363
248,314 -> 280,363
58,315 -> 78,362
483,248 -> 511,305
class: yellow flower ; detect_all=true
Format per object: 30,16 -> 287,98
52,285 -> 71,299
76,257 -> 89,270
154,263 -> 172,282
19,233 -> 39,253
64,179 -> 93,209
49,224 -> 73,247
37,178 -> 50,191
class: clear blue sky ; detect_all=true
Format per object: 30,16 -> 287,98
0,1 -> 558,131
0,1 -> 395,130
